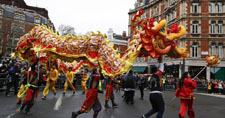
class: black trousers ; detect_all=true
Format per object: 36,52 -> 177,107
6,81 -> 18,95
125,90 -> 135,103
145,93 -> 164,118
139,87 -> 144,98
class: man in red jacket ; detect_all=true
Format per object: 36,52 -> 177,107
176,72 -> 197,118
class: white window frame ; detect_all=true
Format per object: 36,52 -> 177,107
211,22 -> 216,34
14,13 -> 25,20
218,45 -> 223,58
211,45 -> 216,55
0,9 -> 3,16
210,3 -> 216,13
34,17 -> 41,24
218,2 -> 223,13
218,21 -> 223,34
165,15 -> 168,21
165,0 -> 168,8
192,3 -> 199,13
192,21 -> 198,34
154,7 -> 157,16
192,45 -> 198,57
173,11 -> 176,19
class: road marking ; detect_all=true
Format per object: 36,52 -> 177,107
196,93 -> 225,99
54,94 -> 63,111
6,108 -> 20,118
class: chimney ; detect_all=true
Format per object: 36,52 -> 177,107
122,31 -> 126,40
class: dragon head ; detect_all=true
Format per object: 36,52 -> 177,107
131,9 -> 189,58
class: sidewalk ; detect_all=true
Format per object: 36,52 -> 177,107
196,93 -> 225,99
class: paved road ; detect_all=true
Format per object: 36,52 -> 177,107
0,89 -> 225,118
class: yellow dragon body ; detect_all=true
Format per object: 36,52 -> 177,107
14,10 -> 188,77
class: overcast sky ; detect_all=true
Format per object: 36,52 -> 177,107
24,0 -> 137,35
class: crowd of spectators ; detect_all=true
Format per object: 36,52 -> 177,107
0,57 -> 224,96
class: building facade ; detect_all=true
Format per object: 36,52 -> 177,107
107,28 -> 128,56
0,0 -> 54,57
128,0 -> 225,80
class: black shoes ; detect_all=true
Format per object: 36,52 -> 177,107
112,103 -> 118,108
71,112 -> 78,118
42,96 -> 46,100
105,104 -> 111,108
17,101 -> 21,105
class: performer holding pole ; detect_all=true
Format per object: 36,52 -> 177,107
17,65 -> 28,105
71,68 -> 104,118
19,58 -> 42,114
62,67 -> 75,95
42,60 -> 58,100
104,76 -> 118,108
81,69 -> 89,94
175,72 -> 197,118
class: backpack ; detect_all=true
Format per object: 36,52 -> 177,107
125,76 -> 135,88
149,74 -> 161,91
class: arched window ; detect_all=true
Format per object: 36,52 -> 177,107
211,21 -> 216,34
192,42 -> 198,57
218,44 -> 223,58
192,21 -> 198,34
211,43 -> 216,55
218,21 -> 223,34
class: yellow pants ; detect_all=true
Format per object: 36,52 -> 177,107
81,81 -> 87,93
63,81 -> 75,93
17,84 -> 25,102
43,81 -> 56,97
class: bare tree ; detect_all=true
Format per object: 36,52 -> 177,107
58,25 -> 76,36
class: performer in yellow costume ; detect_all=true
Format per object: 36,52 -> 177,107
81,69 -> 89,94
63,67 -> 75,95
17,65 -> 28,105
42,64 -> 58,100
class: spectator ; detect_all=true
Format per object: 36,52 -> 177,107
138,74 -> 147,100
5,62 -> 21,96
124,70 -> 136,104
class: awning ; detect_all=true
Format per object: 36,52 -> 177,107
131,66 -> 147,73
215,68 -> 225,81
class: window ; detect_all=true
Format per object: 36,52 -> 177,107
192,45 -> 198,57
192,21 -> 198,34
218,2 -> 222,13
211,21 -> 216,34
154,7 -> 157,16
0,9 -> 3,16
165,15 -> 168,22
173,11 -> 176,19
165,0 -> 168,8
141,12 -> 146,19
218,45 -> 223,58
192,3 -> 199,13
117,45 -> 120,52
211,45 -> 216,55
14,13 -> 25,20
210,3 -> 216,13
167,14 -> 170,21
12,26 -> 24,34
218,21 -> 223,34
34,17 -> 41,23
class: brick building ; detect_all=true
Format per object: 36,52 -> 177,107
0,0 -> 54,57
128,0 -> 225,80
107,28 -> 128,56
